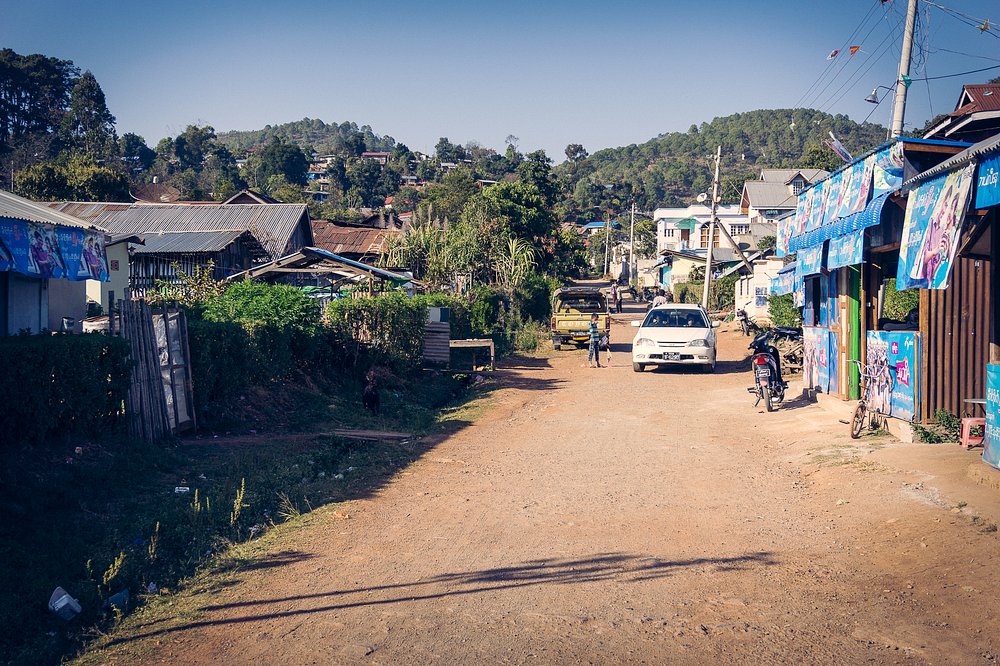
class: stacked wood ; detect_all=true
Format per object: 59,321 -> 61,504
120,300 -> 171,444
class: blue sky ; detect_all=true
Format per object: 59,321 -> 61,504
3,0 -> 999,159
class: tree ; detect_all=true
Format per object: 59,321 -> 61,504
59,71 -> 117,159
119,133 -> 155,172
798,144 -> 843,172
565,143 -> 588,162
434,137 -> 466,163
256,140 -> 308,186
493,238 -> 536,298
173,125 -> 217,171
424,167 -> 478,221
0,49 -> 79,162
17,156 -> 129,201
757,235 -> 776,251
517,150 -> 558,206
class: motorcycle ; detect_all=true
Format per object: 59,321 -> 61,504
736,309 -> 763,337
747,329 -> 786,412
769,325 -> 804,374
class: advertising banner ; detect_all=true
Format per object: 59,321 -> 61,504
872,142 -> 905,197
796,243 -> 824,277
806,179 -> 826,232
0,217 -> 108,281
822,172 -> 844,227
827,229 -> 864,269
975,151 -> 1000,210
0,237 -> 11,272
865,331 -> 920,422
55,226 -> 109,281
983,364 -> 1000,470
838,157 -> 874,218
803,327 -> 837,394
897,163 -> 975,290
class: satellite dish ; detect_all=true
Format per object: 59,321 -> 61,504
696,193 -> 708,203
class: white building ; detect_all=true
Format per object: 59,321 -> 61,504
734,256 -> 786,323
653,204 -> 747,261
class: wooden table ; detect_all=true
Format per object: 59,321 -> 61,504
449,338 -> 496,370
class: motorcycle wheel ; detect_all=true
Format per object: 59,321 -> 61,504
850,402 -> 867,439
763,391 -> 774,412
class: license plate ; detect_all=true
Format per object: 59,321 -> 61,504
665,352 -> 680,360
755,367 -> 770,377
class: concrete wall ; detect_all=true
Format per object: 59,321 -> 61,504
47,278 -> 86,333
86,242 -> 129,311
734,258 -> 786,322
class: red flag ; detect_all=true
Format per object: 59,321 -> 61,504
826,49 -> 840,60
849,45 -> 860,55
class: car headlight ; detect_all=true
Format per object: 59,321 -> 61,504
688,339 -> 709,348
635,338 -> 655,347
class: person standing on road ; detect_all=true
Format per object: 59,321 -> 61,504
587,313 -> 602,368
651,288 -> 668,308
615,286 -> 623,314
610,283 -> 618,313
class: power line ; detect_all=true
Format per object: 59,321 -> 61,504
793,1 -> 884,108
817,20 -> 904,113
923,1 -> 999,39
930,47 -> 1000,63
802,5 -> 897,109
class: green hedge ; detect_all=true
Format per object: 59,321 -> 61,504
327,292 -> 429,368
0,334 -> 131,447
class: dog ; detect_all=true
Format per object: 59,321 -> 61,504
362,369 -> 380,416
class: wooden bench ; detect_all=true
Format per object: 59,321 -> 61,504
449,338 -> 495,370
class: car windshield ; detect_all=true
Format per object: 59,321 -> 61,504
556,296 -> 606,313
642,308 -> 709,328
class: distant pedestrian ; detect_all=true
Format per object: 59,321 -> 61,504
610,283 -> 618,310
651,289 -> 668,308
587,313 -> 602,368
615,286 -> 623,314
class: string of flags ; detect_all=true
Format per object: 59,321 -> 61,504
827,46 -> 862,60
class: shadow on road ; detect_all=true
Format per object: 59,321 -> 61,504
106,551 -> 779,646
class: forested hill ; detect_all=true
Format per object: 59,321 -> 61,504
558,109 -> 889,209
216,118 -> 398,155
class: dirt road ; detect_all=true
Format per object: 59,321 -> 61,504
98,309 -> 1000,665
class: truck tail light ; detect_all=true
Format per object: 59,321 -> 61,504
550,317 -> 556,332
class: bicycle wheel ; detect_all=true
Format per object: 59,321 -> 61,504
850,401 -> 867,439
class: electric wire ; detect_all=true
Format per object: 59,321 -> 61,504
793,1 -> 883,108
807,3 -> 900,109
817,19 -> 904,113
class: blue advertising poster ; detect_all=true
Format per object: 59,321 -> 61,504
984,364 -> 1000,470
806,180 -> 826,232
822,172 -> 844,227
872,142 -> 905,197
827,229 -> 864,269
0,218 -> 107,281
803,327 -> 839,394
897,163 -> 975,290
796,243 -> 824,277
838,158 -> 873,218
55,226 -> 109,281
865,331 -> 920,422
975,152 -> 1000,210
0,218 -> 67,279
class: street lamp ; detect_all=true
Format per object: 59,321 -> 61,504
864,85 -> 895,105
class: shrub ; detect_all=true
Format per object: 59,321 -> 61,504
883,278 -> 920,321
913,409 -> 964,443
204,281 -> 320,334
327,292 -> 429,369
0,334 -> 131,447
768,293 -> 801,327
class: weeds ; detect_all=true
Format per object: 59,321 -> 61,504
913,410 -> 963,443
230,478 -> 246,527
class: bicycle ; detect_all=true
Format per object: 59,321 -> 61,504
848,359 -> 892,439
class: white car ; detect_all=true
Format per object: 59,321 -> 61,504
631,303 -> 719,373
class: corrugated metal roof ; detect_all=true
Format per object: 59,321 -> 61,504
134,229 -> 253,255
1,190 -> 107,231
311,220 -> 395,256
45,201 -> 308,258
903,132 -> 1000,189
743,181 -> 796,209
759,169 -> 828,184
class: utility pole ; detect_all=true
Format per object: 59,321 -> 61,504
603,211 -> 611,277
701,145 -> 722,310
890,0 -> 918,138
628,202 -> 636,285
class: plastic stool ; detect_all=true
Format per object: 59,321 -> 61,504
960,417 -> 986,449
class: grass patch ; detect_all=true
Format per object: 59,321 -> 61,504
0,368 -> 490,665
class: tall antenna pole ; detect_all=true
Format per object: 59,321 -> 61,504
629,202 -> 636,284
701,145 -> 722,310
603,211 -> 611,277
890,0 -> 918,138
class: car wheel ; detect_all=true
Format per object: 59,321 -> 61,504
632,363 -> 645,372
702,363 -> 715,374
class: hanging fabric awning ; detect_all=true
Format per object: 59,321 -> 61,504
789,191 -> 895,253
796,244 -> 825,278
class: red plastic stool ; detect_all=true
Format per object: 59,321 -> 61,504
960,417 -> 986,449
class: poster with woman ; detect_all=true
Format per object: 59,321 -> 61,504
897,164 -> 974,290
55,227 -> 109,281
806,180 -> 826,232
822,172 -> 844,227
25,222 -> 66,279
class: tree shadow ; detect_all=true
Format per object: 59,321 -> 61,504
104,551 -> 778,646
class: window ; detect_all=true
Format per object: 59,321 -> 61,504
730,224 -> 750,236
791,178 -> 805,195
642,308 -> 709,328
665,228 -> 675,238
700,227 -> 721,248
